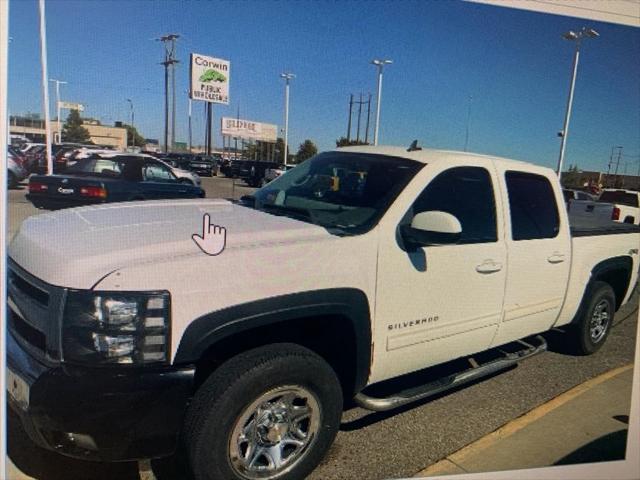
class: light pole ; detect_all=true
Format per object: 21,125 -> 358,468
556,27 -> 599,179
186,90 -> 192,153
371,59 -> 392,146
280,72 -> 295,166
49,79 -> 67,144
126,98 -> 134,150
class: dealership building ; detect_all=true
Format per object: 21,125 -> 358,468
9,115 -> 127,149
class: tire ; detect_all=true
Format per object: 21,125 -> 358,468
565,281 -> 615,355
8,171 -> 17,189
184,343 -> 343,480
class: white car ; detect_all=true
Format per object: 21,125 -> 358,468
262,164 -> 295,185
599,189 -> 640,225
7,146 -> 639,479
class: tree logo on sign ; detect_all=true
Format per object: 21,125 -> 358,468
199,69 -> 227,83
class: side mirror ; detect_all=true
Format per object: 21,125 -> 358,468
401,211 -> 462,247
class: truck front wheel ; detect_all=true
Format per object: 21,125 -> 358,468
184,343 -> 343,480
566,281 -> 615,355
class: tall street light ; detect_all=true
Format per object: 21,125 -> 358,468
126,99 -> 134,151
49,78 -> 67,144
371,59 -> 392,146
556,27 -> 599,179
280,72 -> 295,166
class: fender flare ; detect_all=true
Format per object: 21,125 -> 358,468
572,255 -> 633,324
174,288 -> 372,393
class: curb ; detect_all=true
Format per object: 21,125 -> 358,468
415,363 -> 635,477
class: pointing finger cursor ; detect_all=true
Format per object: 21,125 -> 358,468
192,213 -> 227,256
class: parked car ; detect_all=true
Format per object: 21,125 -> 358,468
598,189 -> 640,225
262,164 -> 295,185
7,145 -> 639,479
230,159 -> 278,187
187,155 -> 218,177
563,188 -> 615,223
7,146 -> 29,188
26,154 -> 205,209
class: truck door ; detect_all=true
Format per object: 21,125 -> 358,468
370,163 -> 507,384
490,169 -> 571,347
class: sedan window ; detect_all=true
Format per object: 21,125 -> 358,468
143,162 -> 176,182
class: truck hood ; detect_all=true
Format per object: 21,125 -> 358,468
9,199 -> 332,289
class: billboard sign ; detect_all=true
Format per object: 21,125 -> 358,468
58,101 -> 84,111
221,117 -> 277,142
190,53 -> 230,104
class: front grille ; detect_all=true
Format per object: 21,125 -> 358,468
9,309 -> 46,353
7,259 -> 64,363
9,271 -> 50,306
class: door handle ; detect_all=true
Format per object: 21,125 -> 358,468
475,260 -> 503,274
547,253 -> 565,264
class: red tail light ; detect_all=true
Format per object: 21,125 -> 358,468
29,182 -> 49,193
80,186 -> 107,198
612,207 -> 620,221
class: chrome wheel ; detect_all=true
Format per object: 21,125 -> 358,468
590,299 -> 610,343
229,386 -> 321,480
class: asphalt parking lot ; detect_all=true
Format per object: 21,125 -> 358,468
5,176 -> 639,480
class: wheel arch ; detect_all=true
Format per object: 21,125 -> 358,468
590,256 -> 633,311
174,288 -> 372,397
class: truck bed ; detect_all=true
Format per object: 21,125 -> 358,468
569,217 -> 640,237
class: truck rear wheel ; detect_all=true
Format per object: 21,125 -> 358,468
566,281 -> 615,355
184,343 -> 343,480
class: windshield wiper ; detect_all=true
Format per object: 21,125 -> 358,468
261,203 -> 312,222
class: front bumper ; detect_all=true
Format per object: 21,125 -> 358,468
7,331 -> 195,461
25,193 -> 106,210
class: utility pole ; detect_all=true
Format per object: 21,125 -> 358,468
464,95 -> 472,152
126,98 -> 134,150
158,34 -> 179,153
347,94 -> 353,142
356,93 -> 363,142
613,146 -> 623,187
49,78 -> 67,143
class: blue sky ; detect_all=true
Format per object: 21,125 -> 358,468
7,0 -> 640,172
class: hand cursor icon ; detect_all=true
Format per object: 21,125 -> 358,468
192,214 -> 227,256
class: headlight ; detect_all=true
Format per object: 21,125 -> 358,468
62,291 -> 170,366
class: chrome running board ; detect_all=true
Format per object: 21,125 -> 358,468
354,335 -> 547,412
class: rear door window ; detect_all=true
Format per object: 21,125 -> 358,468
505,171 -> 559,240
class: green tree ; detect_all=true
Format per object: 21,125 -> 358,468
123,124 -> 145,148
61,110 -> 91,144
295,139 -> 318,164
335,136 -> 368,147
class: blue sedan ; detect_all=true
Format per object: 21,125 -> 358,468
26,154 -> 206,210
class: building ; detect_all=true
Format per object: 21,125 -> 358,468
561,169 -> 640,191
9,115 -> 127,150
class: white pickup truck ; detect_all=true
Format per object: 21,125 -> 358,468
7,146 -> 639,480
599,188 -> 640,225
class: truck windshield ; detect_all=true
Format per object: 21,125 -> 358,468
251,151 -> 423,234
599,191 -> 639,207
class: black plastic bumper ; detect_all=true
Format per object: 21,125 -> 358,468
7,331 -> 195,462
